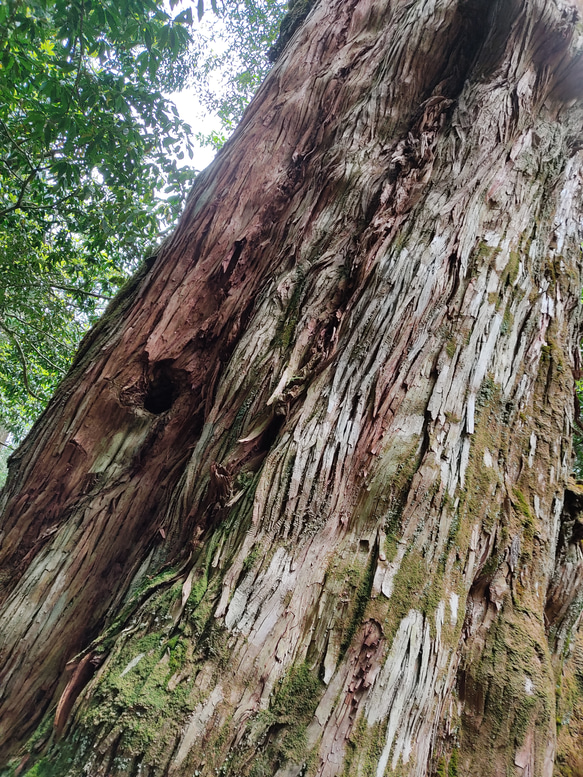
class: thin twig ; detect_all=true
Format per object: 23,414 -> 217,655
0,158 -> 26,185
73,0 -> 86,97
7,281 -> 112,301
0,168 -> 40,218
48,283 -> 112,300
0,118 -> 37,172
4,313 -> 71,350
19,334 -> 64,374
0,187 -> 88,216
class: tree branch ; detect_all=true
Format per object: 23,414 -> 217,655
0,320 -> 41,400
20,334 -> 65,374
7,280 -> 114,301
4,313 -> 71,351
48,283 -> 112,300
0,186 -> 88,217
73,0 -> 86,97
0,167 -> 40,218
0,118 -> 37,172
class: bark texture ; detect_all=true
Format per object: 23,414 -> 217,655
1,1 -> 583,776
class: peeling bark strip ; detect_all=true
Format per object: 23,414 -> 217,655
1,1 -> 583,775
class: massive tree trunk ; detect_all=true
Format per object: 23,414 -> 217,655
1,1 -> 583,775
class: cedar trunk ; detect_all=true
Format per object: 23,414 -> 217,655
1,1 -> 583,775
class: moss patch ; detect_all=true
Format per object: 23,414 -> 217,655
461,610 -> 554,767
271,268 -> 306,351
382,549 -> 446,646
229,662 -> 324,775
268,0 -> 317,62
342,715 -> 385,777
340,550 -> 377,652
555,634 -> 583,777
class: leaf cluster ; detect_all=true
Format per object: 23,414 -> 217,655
177,0 -> 287,150
0,0 -> 199,438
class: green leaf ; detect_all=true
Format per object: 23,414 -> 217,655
175,8 -> 193,25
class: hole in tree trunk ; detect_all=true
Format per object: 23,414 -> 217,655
143,365 -> 180,415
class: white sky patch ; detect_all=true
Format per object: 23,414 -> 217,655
164,1 -> 231,171
167,89 -> 221,170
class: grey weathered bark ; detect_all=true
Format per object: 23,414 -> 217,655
1,1 -> 583,775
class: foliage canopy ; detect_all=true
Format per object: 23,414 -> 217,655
0,0 -> 199,438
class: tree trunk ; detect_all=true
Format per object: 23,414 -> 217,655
1,1 -> 583,775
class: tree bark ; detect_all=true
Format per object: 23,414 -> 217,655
1,1 -> 583,775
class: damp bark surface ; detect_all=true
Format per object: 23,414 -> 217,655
1,1 -> 583,776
